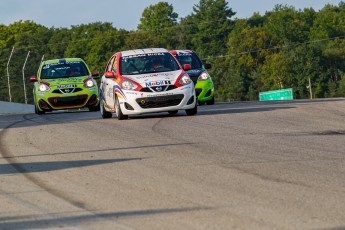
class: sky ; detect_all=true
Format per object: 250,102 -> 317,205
0,0 -> 342,31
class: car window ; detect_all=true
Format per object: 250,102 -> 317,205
41,61 -> 89,79
120,52 -> 180,75
105,55 -> 116,73
175,52 -> 202,70
112,56 -> 117,73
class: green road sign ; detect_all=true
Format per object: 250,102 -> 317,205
259,88 -> 293,101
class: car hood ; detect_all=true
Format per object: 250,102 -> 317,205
186,68 -> 204,77
123,70 -> 182,87
186,69 -> 205,83
40,76 -> 88,86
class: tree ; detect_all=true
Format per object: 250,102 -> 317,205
188,0 -> 235,57
264,5 -> 315,44
85,29 -> 128,71
124,31 -> 160,50
137,2 -> 178,49
287,44 -> 322,99
261,52 -> 292,90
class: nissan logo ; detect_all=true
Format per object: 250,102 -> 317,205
156,86 -> 163,92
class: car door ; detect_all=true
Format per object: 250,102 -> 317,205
103,55 -> 118,110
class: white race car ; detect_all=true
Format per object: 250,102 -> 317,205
99,48 -> 197,120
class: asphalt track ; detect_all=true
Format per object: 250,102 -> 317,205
0,98 -> 345,230
0,101 -> 33,115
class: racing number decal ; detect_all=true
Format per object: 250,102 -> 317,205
107,87 -> 113,98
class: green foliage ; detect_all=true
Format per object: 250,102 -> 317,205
188,0 -> 235,57
337,73 -> 345,96
137,2 -> 179,49
0,1 -> 345,104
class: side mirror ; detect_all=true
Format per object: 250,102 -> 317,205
104,71 -> 115,78
183,64 -> 191,71
204,63 -> 212,69
91,70 -> 100,79
30,76 -> 37,82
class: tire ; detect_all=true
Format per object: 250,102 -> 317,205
35,104 -> 45,115
185,103 -> 197,116
198,101 -> 206,106
100,99 -> 112,119
115,96 -> 128,120
206,96 -> 215,105
168,110 -> 178,115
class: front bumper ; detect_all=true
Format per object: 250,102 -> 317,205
35,87 -> 99,111
118,85 -> 196,115
195,79 -> 214,102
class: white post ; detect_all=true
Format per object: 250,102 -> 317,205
22,51 -> 30,104
308,77 -> 313,99
6,47 -> 15,102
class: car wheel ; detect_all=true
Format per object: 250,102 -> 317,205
198,101 -> 206,106
168,110 -> 178,115
206,96 -> 215,105
115,96 -> 128,120
100,99 -> 112,119
185,103 -> 197,116
35,104 -> 45,115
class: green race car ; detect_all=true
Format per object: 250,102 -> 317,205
30,58 -> 100,114
170,50 -> 215,105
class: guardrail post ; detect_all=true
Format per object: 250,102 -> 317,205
22,51 -> 31,104
6,47 -> 15,102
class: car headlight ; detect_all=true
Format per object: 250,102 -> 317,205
179,73 -> 191,85
84,78 -> 95,88
198,72 -> 210,81
122,80 -> 138,90
38,83 -> 50,92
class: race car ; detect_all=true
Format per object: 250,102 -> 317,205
99,48 -> 197,120
30,58 -> 100,114
170,50 -> 215,105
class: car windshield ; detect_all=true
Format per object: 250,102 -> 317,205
175,52 -> 202,70
41,61 -> 89,79
120,52 -> 180,75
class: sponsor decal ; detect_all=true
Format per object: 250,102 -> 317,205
146,93 -> 173,97
125,91 -> 138,95
38,92 -> 45,95
57,84 -> 77,89
177,51 -> 193,56
180,86 -> 192,90
136,72 -> 175,79
145,80 -> 171,87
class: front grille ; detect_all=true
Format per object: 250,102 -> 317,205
205,89 -> 212,97
136,94 -> 184,109
52,88 -> 83,94
48,95 -> 88,107
140,85 -> 177,92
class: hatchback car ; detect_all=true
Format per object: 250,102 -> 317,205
99,48 -> 197,120
30,58 -> 100,114
170,50 -> 214,105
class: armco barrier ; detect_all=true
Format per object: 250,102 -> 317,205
259,88 -> 293,101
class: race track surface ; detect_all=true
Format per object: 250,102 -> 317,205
1,98 -> 345,230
